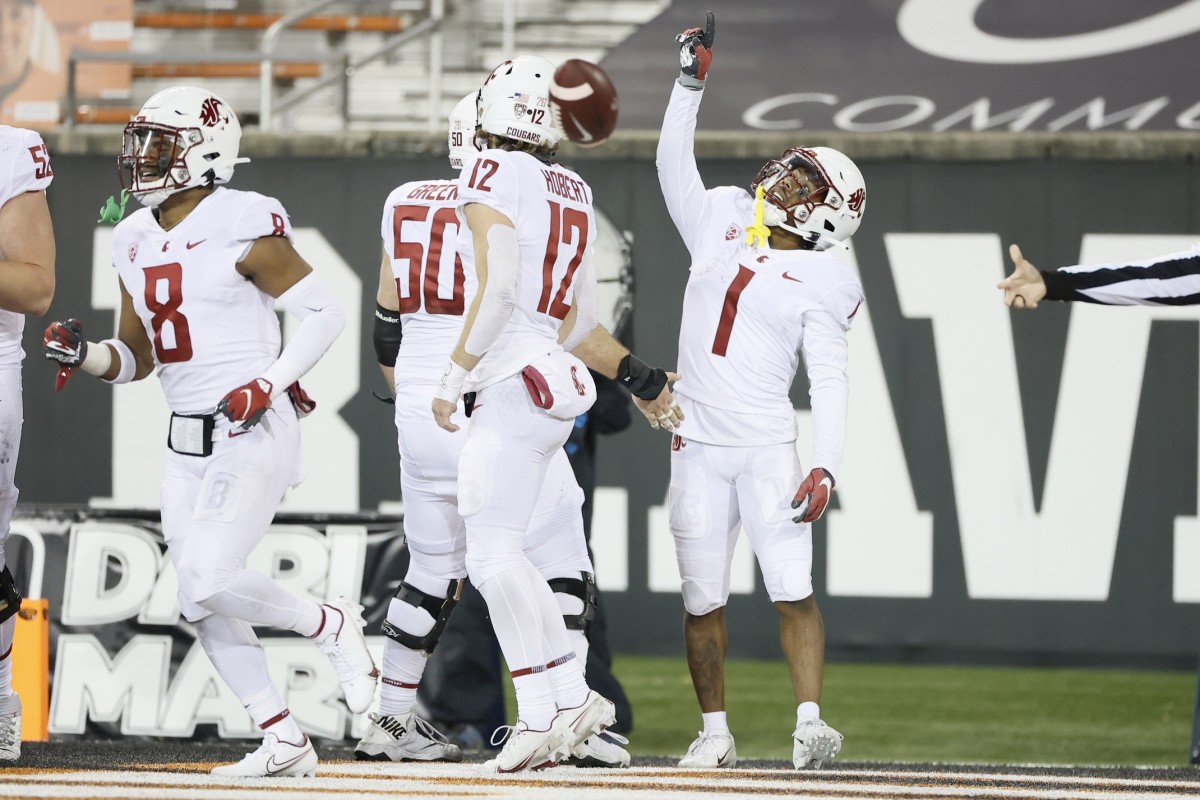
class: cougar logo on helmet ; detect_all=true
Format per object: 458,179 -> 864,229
198,97 -> 226,127
847,188 -> 865,213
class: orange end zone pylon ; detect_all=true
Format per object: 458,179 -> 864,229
13,598 -> 49,742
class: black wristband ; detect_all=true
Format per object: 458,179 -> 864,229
1039,269 -> 1074,302
616,353 -> 668,401
373,304 -> 403,367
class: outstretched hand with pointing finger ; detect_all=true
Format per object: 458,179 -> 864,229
998,244 -> 1047,309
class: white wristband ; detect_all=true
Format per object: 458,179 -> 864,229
102,338 -> 137,384
434,361 -> 469,403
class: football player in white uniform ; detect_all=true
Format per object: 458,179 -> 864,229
0,125 -> 55,761
361,91 -> 622,767
657,15 -> 865,770
431,57 -> 680,772
42,87 -> 376,777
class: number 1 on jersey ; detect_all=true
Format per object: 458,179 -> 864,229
711,266 -> 755,357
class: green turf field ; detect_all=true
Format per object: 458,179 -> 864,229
611,655 -> 1197,766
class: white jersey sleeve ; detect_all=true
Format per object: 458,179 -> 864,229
457,152 -> 520,222
656,81 -> 713,257
803,278 -> 864,478
233,193 -> 292,258
0,127 -> 52,204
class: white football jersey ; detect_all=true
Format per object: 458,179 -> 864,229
111,187 -> 293,415
455,149 -> 597,389
659,82 -> 863,467
381,178 -> 476,386
0,126 -> 52,366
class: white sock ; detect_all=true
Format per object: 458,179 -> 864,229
378,596 -> 434,717
194,615 -> 303,743
702,711 -> 729,733
474,564 -> 557,730
798,702 -> 820,725
244,684 -> 305,744
0,616 -> 12,696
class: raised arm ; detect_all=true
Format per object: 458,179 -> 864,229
655,13 -> 716,255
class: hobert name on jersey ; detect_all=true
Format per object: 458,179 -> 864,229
542,170 -> 590,204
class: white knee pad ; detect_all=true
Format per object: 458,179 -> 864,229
681,579 -> 726,616
175,548 -> 238,608
386,596 -> 436,638
464,524 -> 526,587
762,558 -> 814,603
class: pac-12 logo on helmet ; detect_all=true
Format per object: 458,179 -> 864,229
198,97 -> 227,127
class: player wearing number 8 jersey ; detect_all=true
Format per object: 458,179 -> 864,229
42,87 -> 376,777
657,15 -> 864,771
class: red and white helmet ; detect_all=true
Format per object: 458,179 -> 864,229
118,86 -> 249,208
447,90 -> 482,171
752,146 -> 866,250
477,56 -> 561,148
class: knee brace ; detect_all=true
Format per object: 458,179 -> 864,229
0,566 -> 21,624
548,571 -> 596,632
681,578 -> 725,617
380,578 -> 463,654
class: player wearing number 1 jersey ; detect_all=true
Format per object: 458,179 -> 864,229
658,16 -> 865,771
0,126 -> 56,761
42,87 -> 376,777
363,89 -> 631,770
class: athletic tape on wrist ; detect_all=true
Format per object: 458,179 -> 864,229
434,361 -> 469,403
78,340 -> 112,378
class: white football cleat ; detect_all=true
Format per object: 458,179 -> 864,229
0,692 -> 20,761
354,712 -> 463,762
678,730 -> 737,768
568,730 -> 631,768
211,733 -> 317,777
792,718 -> 843,769
552,690 -> 615,749
489,722 -> 571,773
313,597 -> 378,714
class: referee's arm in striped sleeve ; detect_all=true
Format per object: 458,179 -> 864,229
1043,246 -> 1200,305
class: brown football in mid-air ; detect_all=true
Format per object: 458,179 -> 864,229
550,59 -> 618,147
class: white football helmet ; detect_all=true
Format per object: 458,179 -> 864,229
447,90 -> 482,171
752,147 -> 866,250
477,56 -> 561,148
119,86 -> 249,208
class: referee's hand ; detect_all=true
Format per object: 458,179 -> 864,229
998,244 -> 1047,309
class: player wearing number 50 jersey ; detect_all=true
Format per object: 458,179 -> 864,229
361,91 -> 620,768
42,87 -> 377,778
657,15 -> 865,772
0,125 -> 56,762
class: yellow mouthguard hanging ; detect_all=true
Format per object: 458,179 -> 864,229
745,184 -> 771,247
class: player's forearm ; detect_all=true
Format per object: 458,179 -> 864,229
569,324 -> 628,379
0,261 -> 54,316
808,374 -> 848,478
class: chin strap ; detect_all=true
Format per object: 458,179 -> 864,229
745,184 -> 771,247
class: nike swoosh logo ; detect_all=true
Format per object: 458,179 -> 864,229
186,239 -> 206,249
782,272 -> 803,283
228,429 -> 252,438
265,750 -> 308,774
161,242 -> 169,252
567,112 -> 594,143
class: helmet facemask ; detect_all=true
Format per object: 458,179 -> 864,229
119,122 -> 207,208
752,147 -> 864,250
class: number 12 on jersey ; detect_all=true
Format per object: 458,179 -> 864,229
538,200 -> 588,321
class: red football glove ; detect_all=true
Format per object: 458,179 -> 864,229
43,318 -> 87,392
676,11 -> 715,82
791,467 -> 835,524
286,380 -> 316,418
216,378 -> 273,430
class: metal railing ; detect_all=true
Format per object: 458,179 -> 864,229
258,0 -> 345,131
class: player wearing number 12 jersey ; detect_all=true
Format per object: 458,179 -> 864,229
363,89 -> 631,770
657,15 -> 865,771
42,87 -> 376,777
